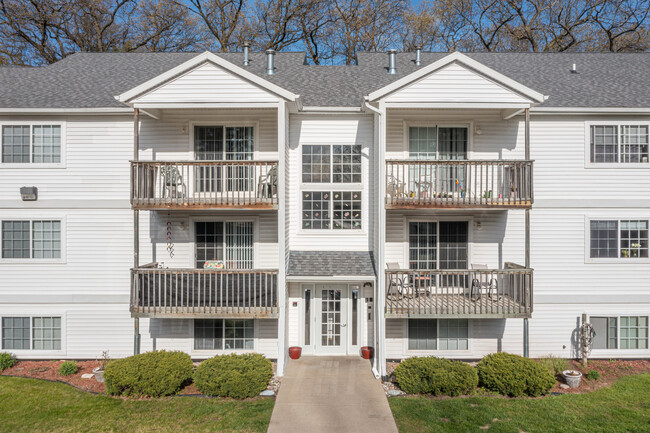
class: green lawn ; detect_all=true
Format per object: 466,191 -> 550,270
390,373 -> 650,433
0,376 -> 274,433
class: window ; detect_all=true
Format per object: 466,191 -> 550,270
1,316 -> 61,351
591,316 -> 648,350
302,191 -> 361,230
589,219 -> 648,259
409,221 -> 468,270
1,220 -> 61,260
302,144 -> 361,183
195,221 -> 254,269
409,126 -> 468,160
2,124 -> 61,163
590,124 -> 649,163
408,319 -> 469,351
193,319 -> 254,350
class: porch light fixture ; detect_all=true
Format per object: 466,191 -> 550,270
20,186 -> 38,201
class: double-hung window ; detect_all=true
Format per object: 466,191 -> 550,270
590,124 -> 649,164
1,220 -> 62,260
2,124 -> 62,164
408,319 -> 469,351
193,319 -> 254,350
591,316 -> 648,350
1,316 -> 62,351
589,219 -> 648,259
302,143 -> 363,230
195,221 -> 254,269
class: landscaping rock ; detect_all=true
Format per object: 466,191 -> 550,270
387,389 -> 405,397
81,373 -> 95,379
559,384 -> 570,390
260,390 -> 275,397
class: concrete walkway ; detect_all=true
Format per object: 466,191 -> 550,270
267,356 -> 398,433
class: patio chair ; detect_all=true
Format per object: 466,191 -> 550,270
386,263 -> 415,297
160,165 -> 186,198
386,175 -> 407,199
257,165 -> 277,198
470,263 -> 499,301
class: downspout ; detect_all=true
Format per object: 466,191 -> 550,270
523,107 -> 530,358
133,108 -> 141,355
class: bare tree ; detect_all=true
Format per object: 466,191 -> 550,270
182,0 -> 247,52
591,0 -> 650,51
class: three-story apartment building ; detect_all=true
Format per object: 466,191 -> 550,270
1,50 -> 648,377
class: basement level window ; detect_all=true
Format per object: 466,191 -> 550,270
194,319 -> 254,351
1,316 -> 61,351
408,319 -> 469,351
591,316 -> 648,350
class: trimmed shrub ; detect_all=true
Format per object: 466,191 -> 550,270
394,357 -> 478,396
194,353 -> 272,399
59,361 -> 79,376
537,355 -> 569,376
104,350 -> 193,397
587,370 -> 600,381
0,352 -> 17,371
477,352 -> 555,397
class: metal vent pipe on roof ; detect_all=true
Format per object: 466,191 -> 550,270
266,49 -> 276,75
243,41 -> 251,66
387,49 -> 397,74
414,46 -> 422,66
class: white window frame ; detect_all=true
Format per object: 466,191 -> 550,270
404,318 -> 472,356
0,217 -> 66,264
0,313 -> 66,356
585,121 -> 650,168
402,122 -> 474,159
588,314 -> 649,353
584,216 -> 650,263
187,121 -> 260,161
188,216 -> 259,269
402,216 -> 474,269
190,318 -> 258,357
0,121 -> 66,168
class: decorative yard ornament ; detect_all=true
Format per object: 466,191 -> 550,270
166,213 -> 175,259
579,313 -> 595,366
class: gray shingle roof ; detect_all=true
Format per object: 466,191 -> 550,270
0,51 -> 648,109
287,251 -> 376,277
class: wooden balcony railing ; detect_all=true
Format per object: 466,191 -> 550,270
385,263 -> 532,318
131,160 -> 278,209
386,160 -> 533,208
131,266 -> 279,318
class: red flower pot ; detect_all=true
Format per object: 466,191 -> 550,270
288,346 -> 302,360
361,346 -> 374,360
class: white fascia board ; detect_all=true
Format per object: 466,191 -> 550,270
367,51 -> 547,104
301,106 -> 363,112
0,107 -> 132,114
286,275 -> 376,282
115,51 -> 299,103
384,102 -> 532,109
531,107 -> 650,114
132,102 -> 280,109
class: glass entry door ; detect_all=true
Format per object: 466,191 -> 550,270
315,285 -> 348,355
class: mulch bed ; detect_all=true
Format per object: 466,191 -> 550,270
2,359 -> 282,397
383,359 -> 650,396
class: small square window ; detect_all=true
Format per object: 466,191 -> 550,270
408,319 -> 436,350
2,221 -> 30,259
32,317 -> 61,350
2,317 -> 30,350
302,191 -> 330,229
194,319 -> 223,350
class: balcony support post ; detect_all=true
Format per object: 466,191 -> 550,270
524,107 -> 531,358
133,107 -> 141,355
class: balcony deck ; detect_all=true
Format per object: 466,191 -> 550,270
386,160 -> 533,209
131,160 -> 278,210
385,264 -> 532,318
131,266 -> 279,318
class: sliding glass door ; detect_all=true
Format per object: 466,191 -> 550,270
195,221 -> 254,269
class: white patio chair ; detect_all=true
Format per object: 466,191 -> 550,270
470,263 -> 499,301
386,263 -> 415,297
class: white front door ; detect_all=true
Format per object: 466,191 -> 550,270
315,284 -> 348,355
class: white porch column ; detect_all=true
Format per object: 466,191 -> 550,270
133,107 -> 141,355
276,100 -> 288,375
374,101 -> 387,377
